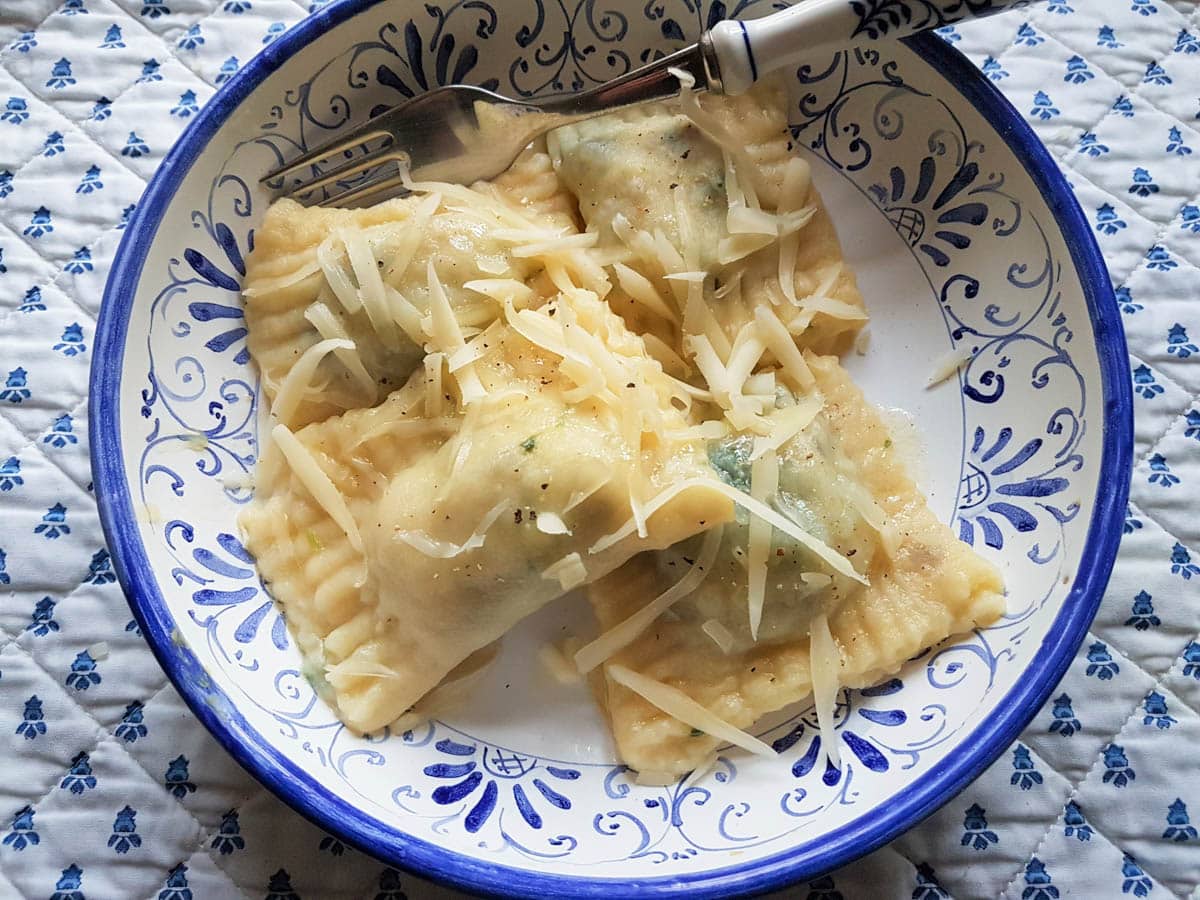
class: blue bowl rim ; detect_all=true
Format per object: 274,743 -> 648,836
90,3 -> 1132,897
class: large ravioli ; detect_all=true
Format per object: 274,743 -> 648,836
588,354 -> 1005,776
242,143 -> 580,429
241,292 -> 734,734
550,84 -> 866,356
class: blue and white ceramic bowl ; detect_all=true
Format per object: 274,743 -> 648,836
91,2 -> 1132,896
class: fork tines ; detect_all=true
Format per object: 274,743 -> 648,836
317,170 -> 411,208
259,117 -> 413,204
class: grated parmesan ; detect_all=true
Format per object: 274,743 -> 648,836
271,337 -> 355,427
575,527 -> 722,673
393,498 -> 510,558
539,640 -> 582,685
606,663 -> 775,758
303,302 -> 378,402
424,261 -> 486,404
613,262 -> 678,323
701,619 -> 734,655
341,227 -> 399,350
588,477 -> 864,584
776,156 -> 814,304
747,450 -> 779,640
272,423 -> 362,553
242,259 -> 321,297
543,552 -> 588,591
316,233 -> 361,314
809,612 -> 842,769
926,346 -> 973,388
535,511 -> 571,535
750,396 -> 823,462
464,277 -> 536,309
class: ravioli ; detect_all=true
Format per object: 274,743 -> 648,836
549,83 -> 866,356
241,77 -> 1004,772
241,289 -> 734,733
242,142 -> 585,429
588,354 -> 1005,777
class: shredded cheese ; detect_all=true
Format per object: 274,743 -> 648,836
564,474 -> 610,513
316,234 -> 361,313
926,346 -> 973,388
463,278 -> 535,309
744,371 -> 776,397
392,498 -> 509,558
776,156 -> 814,304
302,302 -> 379,402
809,612 -> 842,768
753,307 -> 820,391
606,664 -> 775,758
341,227 -> 400,350
271,423 -> 362,553
613,262 -> 678,323
800,295 -> 869,322
448,320 -> 502,372
543,552 -> 588,591
750,396 -> 822,461
539,641 -> 581,685
747,451 -> 779,640
663,271 -> 707,284
424,261 -> 486,404
511,232 -> 599,257
684,333 -> 731,402
271,337 -> 356,427
242,259 -> 321,297
589,478 -> 866,584
727,204 -> 779,236
642,332 -> 690,377
575,527 -> 723,673
634,770 -> 681,787
701,619 -> 734,654
535,511 -> 571,535
665,420 -> 730,442
349,416 -> 457,450
384,286 -> 425,345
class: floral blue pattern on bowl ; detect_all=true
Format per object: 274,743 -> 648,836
90,0 -> 1131,896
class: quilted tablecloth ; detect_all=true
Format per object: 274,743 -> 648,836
0,0 -> 1198,897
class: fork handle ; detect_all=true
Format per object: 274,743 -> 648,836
706,0 -> 1026,95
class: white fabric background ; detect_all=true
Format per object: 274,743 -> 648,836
0,0 -> 1197,897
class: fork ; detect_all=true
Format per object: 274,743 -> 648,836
264,0 -> 1025,208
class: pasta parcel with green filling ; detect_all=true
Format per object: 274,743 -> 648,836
240,77 -> 1004,776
